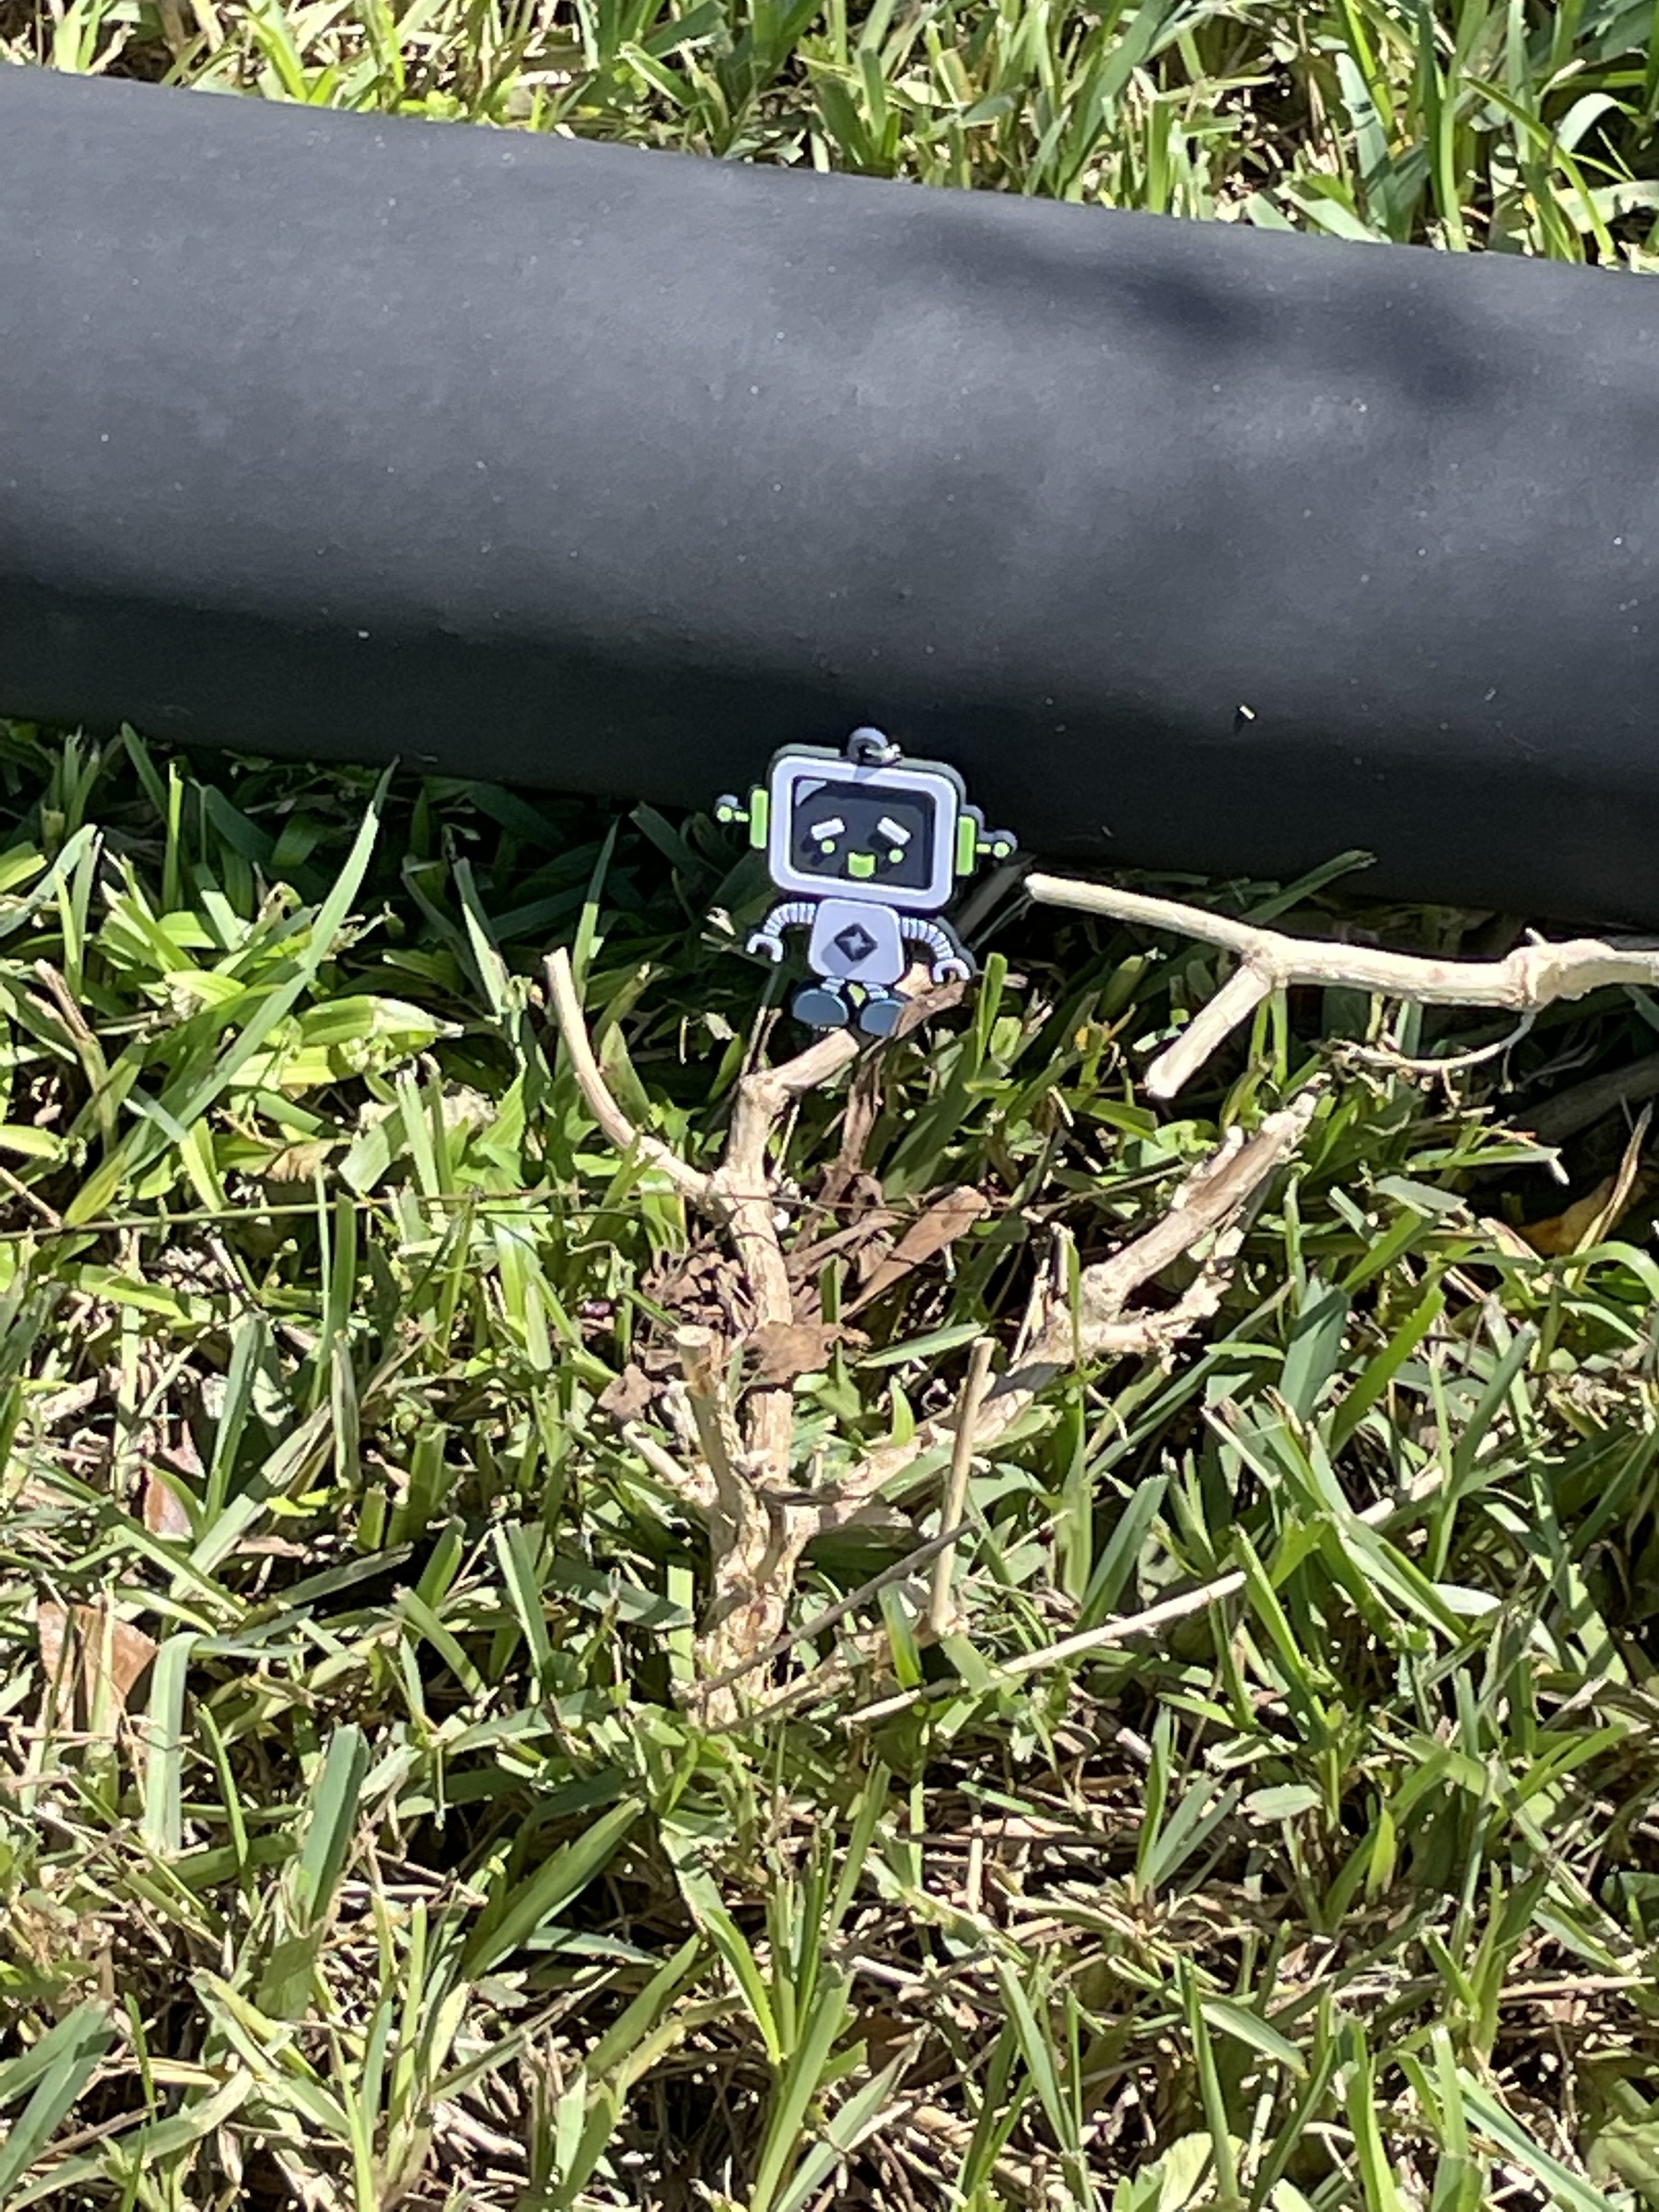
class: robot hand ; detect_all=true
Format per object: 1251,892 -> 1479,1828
745,930 -> 784,963
931,954 -> 972,985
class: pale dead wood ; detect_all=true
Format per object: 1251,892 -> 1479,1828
549,946 -> 1316,1715
694,1520 -> 970,1706
824,1090 -> 1319,1515
543,949 -> 711,1204
673,1325 -> 747,1557
1027,870 -> 1659,1100
1344,1010 -> 1536,1078
844,1463 -> 1448,1726
618,1420 -> 715,1511
548,946 -> 863,1708
929,1339 -> 997,1637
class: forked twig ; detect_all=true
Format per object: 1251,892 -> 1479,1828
547,947 -> 1317,1714
1027,871 -> 1659,1100
548,946 -> 865,1708
819,1090 -> 1320,1515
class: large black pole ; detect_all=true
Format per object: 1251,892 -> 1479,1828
3,64 -> 1659,919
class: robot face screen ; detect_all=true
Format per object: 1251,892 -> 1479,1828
788,777 -> 938,893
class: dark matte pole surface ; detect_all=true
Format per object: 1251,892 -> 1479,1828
4,64 -> 1659,919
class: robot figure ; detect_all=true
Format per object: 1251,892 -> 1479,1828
717,727 -> 1016,1036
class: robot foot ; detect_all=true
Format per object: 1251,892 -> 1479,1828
792,982 -> 853,1031
855,988 -> 908,1040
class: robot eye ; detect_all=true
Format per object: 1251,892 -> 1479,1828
811,815 -> 845,848
887,849 -> 904,865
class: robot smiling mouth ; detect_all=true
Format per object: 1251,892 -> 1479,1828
846,852 -> 878,879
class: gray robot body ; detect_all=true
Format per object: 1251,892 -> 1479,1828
717,727 -> 1017,1037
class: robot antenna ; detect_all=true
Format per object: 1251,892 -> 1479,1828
845,726 -> 901,766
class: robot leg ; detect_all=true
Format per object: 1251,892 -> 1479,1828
792,979 -> 853,1030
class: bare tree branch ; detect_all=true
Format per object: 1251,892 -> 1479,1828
545,948 -> 711,1202
551,937 -> 1317,1717
1027,870 -> 1659,1098
824,1089 -> 1319,1518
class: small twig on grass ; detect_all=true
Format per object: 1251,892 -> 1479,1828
617,1420 -> 715,1512
843,1464 -> 1449,1727
1027,871 -> 1659,1100
0,1157 -> 62,1230
820,1089 -> 1320,1518
1343,1009 -> 1536,1078
928,1338 -> 996,1638
543,950 -> 712,1204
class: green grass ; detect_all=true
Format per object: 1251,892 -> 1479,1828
7,4 -> 1659,2208
14,0 -> 1659,256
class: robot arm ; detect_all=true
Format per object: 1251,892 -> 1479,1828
745,899 -> 816,963
901,915 -> 973,983
715,786 -> 770,850
954,808 -> 1018,876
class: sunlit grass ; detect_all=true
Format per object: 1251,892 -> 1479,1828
5,3 -> 1659,2205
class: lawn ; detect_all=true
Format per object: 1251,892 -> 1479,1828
5,5 -> 1659,2209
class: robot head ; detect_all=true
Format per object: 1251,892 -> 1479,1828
763,729 -> 983,911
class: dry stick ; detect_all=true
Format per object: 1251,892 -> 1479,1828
707,1028 -> 863,1487
1344,1009 -> 1536,1078
844,1465 -> 1448,1727
928,1337 -> 997,1637
547,945 -> 865,1702
692,1520 -> 970,1706
618,1420 -> 714,1511
820,1090 -> 1321,1521
1026,871 -> 1659,1100
673,1325 -> 748,1561
543,950 -> 711,1204
547,948 -> 1313,1706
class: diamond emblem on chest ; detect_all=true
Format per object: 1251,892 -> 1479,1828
833,922 -> 879,964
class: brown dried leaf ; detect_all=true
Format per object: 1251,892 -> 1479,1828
1521,1108 -> 1654,1256
95,1610 -> 157,1709
786,1205 -> 901,1295
845,1187 -> 991,1315
37,1597 -> 157,1722
37,1601 -> 68,1688
598,1362 -> 660,1422
142,1470 -> 192,1538
644,1243 -> 753,1339
745,1319 -> 867,1386
819,1060 -> 885,1215
1520,1179 -> 1619,1256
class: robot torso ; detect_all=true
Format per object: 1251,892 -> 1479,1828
806,899 -> 906,988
